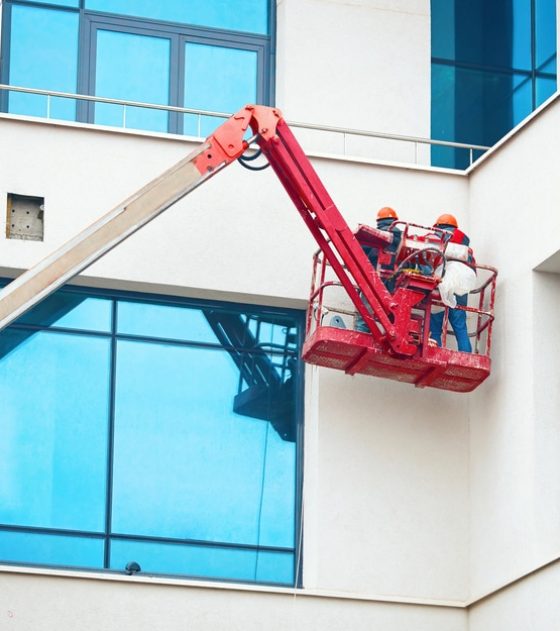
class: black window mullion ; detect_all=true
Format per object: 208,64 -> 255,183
103,299 -> 118,569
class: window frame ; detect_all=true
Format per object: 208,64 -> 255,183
0,281 -> 304,587
0,0 -> 276,132
430,0 -> 557,167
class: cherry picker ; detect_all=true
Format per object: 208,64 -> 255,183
0,105 -> 496,393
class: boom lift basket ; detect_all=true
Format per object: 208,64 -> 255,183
303,245 -> 497,392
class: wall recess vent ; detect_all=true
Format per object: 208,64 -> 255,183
6,193 -> 44,241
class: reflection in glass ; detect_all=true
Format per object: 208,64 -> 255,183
0,285 -> 300,585
184,44 -> 257,137
18,293 -> 112,332
7,5 -> 79,120
94,30 -> 170,132
431,0 -> 557,167
0,330 -> 110,531
431,64 -> 533,167
255,550 -> 294,584
535,0 -> 557,66
0,530 -> 104,568
111,340 -> 296,551
85,0 -> 269,34
536,76 -> 557,104
110,538 -> 293,584
117,301 -> 217,343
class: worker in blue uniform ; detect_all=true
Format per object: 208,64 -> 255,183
361,206 -> 403,292
429,213 -> 476,353
356,207 -> 402,332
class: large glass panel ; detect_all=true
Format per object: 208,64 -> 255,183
117,302 -> 298,351
7,5 -> 79,120
511,0 -> 533,70
85,0 -> 269,35
110,538 -> 292,584
17,293 -> 112,332
94,29 -> 170,132
0,330 -> 111,532
255,427 -> 296,547
117,301 -> 217,343
512,74 -> 533,123
433,0 -> 532,70
536,75 -> 557,104
431,63 -> 532,167
255,550 -> 294,584
431,0 -> 455,60
538,56 -> 557,75
535,0 -> 558,67
184,43 -> 257,137
110,538 -> 255,581
111,340 -> 296,548
0,530 -> 104,568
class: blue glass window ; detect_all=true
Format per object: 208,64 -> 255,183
6,5 -> 79,120
431,0 -> 557,168
111,341 -> 296,548
536,75 -> 557,103
18,294 -> 112,332
117,301 -> 217,343
94,29 -> 171,132
109,539 -> 293,584
0,330 -> 111,532
85,0 -> 269,35
1,2 -> 273,132
535,0 -> 557,67
184,43 -> 258,136
0,531 -> 104,568
0,285 -> 302,586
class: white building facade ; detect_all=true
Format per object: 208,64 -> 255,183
0,1 -> 559,629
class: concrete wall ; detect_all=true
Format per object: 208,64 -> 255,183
305,366 -> 469,600
468,561 -> 560,630
1,0 -> 558,624
0,116 -> 466,306
0,114 -> 471,606
0,569 -> 467,631
467,96 -> 560,613
276,0 -> 431,137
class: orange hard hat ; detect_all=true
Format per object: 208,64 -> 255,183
434,213 -> 458,228
377,206 -> 398,220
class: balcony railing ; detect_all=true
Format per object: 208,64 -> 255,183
0,84 -> 490,169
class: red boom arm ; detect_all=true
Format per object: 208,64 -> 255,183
194,105 -> 423,357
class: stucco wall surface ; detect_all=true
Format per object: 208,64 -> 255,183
0,571 -> 467,631
304,366 -> 469,600
0,116 -> 467,307
276,0 -> 431,137
468,96 -> 560,600
468,561 -> 560,631
0,115 -> 471,603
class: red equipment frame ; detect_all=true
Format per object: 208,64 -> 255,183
195,105 -> 497,392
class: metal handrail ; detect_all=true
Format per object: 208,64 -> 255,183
0,83 -> 232,118
287,118 -> 490,151
0,83 -> 490,163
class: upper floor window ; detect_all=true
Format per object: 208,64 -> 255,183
0,284 -> 302,586
431,0 -> 557,168
0,0 -> 274,135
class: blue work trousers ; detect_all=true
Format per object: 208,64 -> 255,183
430,293 -> 472,353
